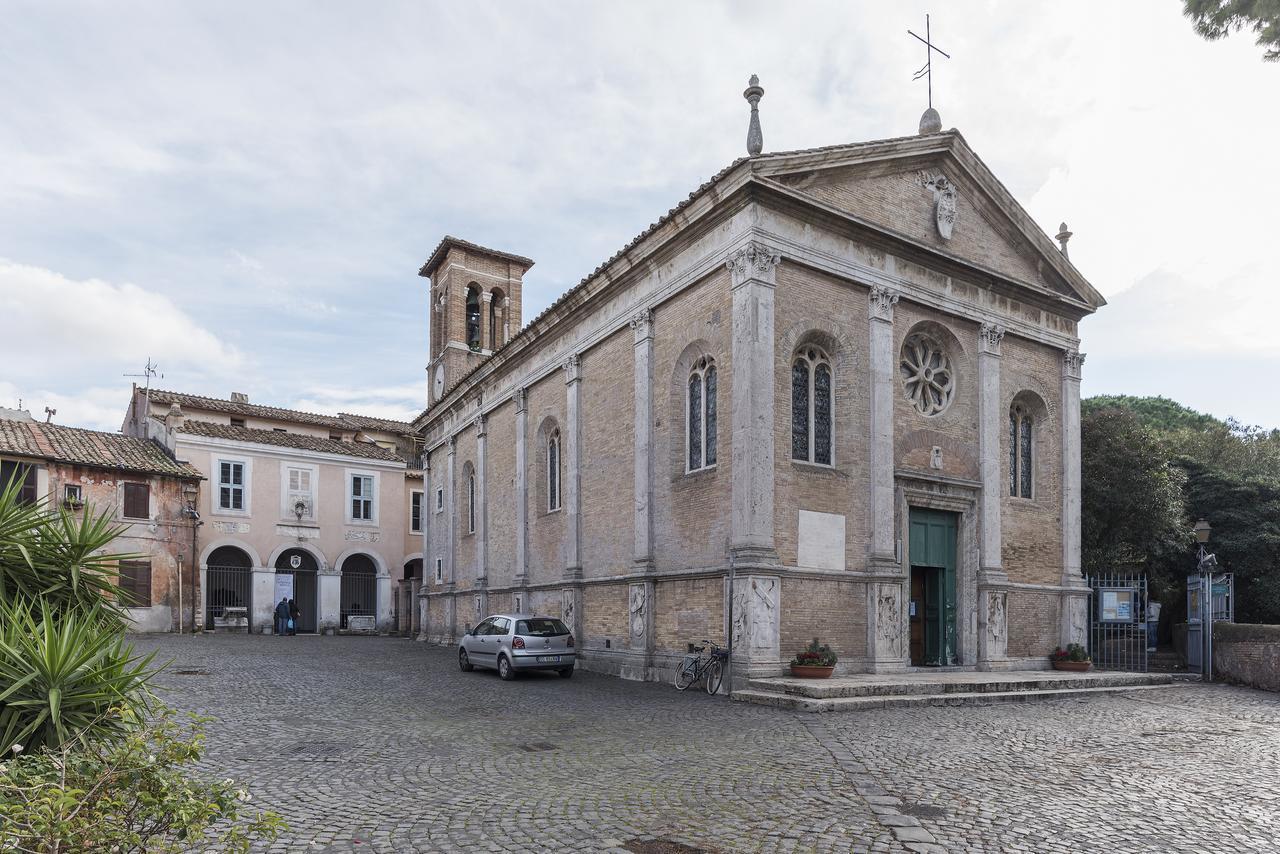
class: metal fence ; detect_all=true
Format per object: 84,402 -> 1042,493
340,562 -> 377,629
1087,572 -> 1148,672
206,564 -> 252,627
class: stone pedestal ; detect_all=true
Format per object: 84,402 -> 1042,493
866,579 -> 908,673
729,574 -> 781,683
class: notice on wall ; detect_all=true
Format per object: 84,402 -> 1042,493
274,573 -> 294,603
1100,588 -> 1134,622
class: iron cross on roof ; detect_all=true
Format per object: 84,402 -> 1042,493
908,14 -> 950,110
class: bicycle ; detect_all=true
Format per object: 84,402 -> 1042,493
674,640 -> 729,695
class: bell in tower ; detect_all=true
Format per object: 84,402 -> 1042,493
418,236 -> 534,405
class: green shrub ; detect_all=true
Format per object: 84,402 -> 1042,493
0,599 -> 157,754
0,705 -> 285,853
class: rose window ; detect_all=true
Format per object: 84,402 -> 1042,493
900,334 -> 954,416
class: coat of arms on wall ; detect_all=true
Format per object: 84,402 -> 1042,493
290,554 -> 302,569
918,171 -> 957,240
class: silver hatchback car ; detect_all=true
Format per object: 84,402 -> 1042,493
458,613 -> 576,680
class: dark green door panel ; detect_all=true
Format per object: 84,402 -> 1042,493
908,508 -> 958,666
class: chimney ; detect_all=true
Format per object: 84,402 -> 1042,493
165,402 -> 185,432
230,392 -> 249,404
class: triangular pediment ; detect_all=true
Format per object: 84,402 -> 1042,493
750,133 -> 1104,310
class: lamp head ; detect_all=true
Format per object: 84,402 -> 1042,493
1194,518 -> 1211,544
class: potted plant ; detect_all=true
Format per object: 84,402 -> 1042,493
1050,643 -> 1092,672
790,637 -> 837,678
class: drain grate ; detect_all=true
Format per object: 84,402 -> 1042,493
517,741 -> 559,753
899,803 -> 948,818
623,842 -> 710,854
171,669 -> 210,676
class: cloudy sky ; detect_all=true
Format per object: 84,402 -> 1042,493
3,1 -> 1276,431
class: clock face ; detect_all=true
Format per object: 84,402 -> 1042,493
432,363 -> 445,401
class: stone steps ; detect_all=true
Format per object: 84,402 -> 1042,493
731,670 -> 1191,712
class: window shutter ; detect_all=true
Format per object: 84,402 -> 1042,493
123,482 -> 150,519
120,560 -> 152,607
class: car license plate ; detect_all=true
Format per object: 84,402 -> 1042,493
536,655 -> 561,663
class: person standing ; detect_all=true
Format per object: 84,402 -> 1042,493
288,598 -> 300,636
274,596 -> 290,637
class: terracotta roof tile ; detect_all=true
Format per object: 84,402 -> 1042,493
0,420 -> 203,479
147,389 -> 351,429
178,420 -> 404,463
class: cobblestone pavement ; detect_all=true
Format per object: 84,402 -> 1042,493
131,634 -> 1280,853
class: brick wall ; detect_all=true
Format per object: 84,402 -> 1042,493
654,577 -> 725,654
580,328 -> 634,577
1005,590 -> 1059,660
652,269 -> 733,572
584,583 -> 628,646
485,399 -> 517,587
526,371 -> 567,584
772,262 -> 872,570
778,577 -> 867,665
452,428 -> 478,589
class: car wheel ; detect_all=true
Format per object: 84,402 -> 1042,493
498,655 -> 515,681
558,666 -> 574,679
458,648 -> 473,672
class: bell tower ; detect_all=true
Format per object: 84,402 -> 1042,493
420,236 -> 533,406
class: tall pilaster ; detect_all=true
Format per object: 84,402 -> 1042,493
630,308 -> 655,571
445,435 -> 458,642
727,241 -> 781,569
474,415 -> 488,587
503,296 -> 511,347
564,354 -> 583,579
866,285 -> 905,673
977,322 -> 1009,669
867,285 -> 901,569
418,453 -> 431,641
1061,350 -> 1089,647
513,387 -> 529,585
977,322 -> 1007,576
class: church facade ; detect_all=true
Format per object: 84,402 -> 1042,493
414,123 -> 1104,682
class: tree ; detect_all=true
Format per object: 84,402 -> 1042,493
1080,406 -> 1191,596
1184,0 -> 1280,61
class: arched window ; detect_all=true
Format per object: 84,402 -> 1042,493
687,357 -> 717,472
547,430 -> 561,511
1009,404 -> 1033,498
466,285 -> 481,349
791,346 -> 833,465
467,471 -> 477,532
489,288 -> 505,349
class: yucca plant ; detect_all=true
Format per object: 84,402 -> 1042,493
0,599 -> 157,754
0,475 -> 134,621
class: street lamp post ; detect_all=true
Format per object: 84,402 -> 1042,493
1192,519 -> 1217,681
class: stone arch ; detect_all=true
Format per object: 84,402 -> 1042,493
534,415 -> 562,514
489,286 -> 506,348
668,338 -> 723,478
460,460 -> 477,534
335,548 -> 389,579
266,541 -> 328,574
1008,388 -> 1052,501
465,283 -> 482,348
199,538 -> 261,569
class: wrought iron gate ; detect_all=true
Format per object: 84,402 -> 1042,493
1087,572 -> 1148,672
339,555 -> 377,629
205,564 -> 252,627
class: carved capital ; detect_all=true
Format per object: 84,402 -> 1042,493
1063,349 -> 1085,380
978,322 -> 1006,356
480,291 -> 493,304
869,285 -> 900,323
725,241 -> 781,288
629,308 -> 653,343
446,434 -> 457,454
512,386 -> 527,413
563,353 -> 581,384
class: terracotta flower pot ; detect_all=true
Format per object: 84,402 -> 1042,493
1052,659 -> 1092,672
790,664 -> 835,678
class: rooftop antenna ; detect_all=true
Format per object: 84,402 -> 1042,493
124,358 -> 164,415
908,14 -> 950,134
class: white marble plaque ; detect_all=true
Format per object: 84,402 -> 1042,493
797,510 -> 846,571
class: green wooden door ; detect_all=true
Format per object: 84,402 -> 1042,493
909,508 -> 958,666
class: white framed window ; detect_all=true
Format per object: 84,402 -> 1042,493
434,557 -> 443,583
435,487 -> 444,512
547,430 -> 561,512
347,470 -> 378,524
410,490 -> 424,534
63,483 -> 82,508
686,356 -> 717,473
216,458 -> 250,513
791,346 -> 834,466
282,464 -> 317,521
